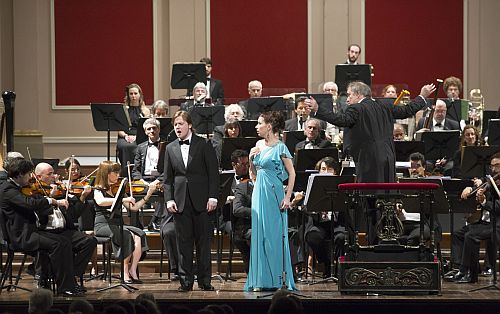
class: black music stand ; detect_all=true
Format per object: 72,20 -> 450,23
170,62 -> 207,97
394,141 -> 425,162
246,97 -> 287,120
295,93 -> 334,112
304,175 -> 355,285
31,159 -> 60,171
470,175 -> 500,292
461,146 -> 500,179
91,103 -> 131,161
283,131 -> 305,157
421,130 -> 460,161
219,137 -> 259,170
239,120 -> 258,137
213,172 -> 236,282
136,117 -> 174,144
335,64 -> 372,93
488,119 -> 500,146
96,178 -> 138,292
294,148 -> 339,171
190,106 -> 225,137
442,179 -> 475,270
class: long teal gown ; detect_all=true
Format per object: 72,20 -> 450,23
244,142 -> 297,291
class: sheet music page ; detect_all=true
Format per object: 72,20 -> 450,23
110,178 -> 128,213
304,173 -> 333,205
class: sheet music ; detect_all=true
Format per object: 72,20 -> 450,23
110,178 -> 128,214
304,173 -> 334,206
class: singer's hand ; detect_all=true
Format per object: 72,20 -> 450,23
167,201 -> 178,213
280,198 -> 291,210
249,147 -> 261,161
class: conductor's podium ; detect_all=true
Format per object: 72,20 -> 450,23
337,183 -> 441,295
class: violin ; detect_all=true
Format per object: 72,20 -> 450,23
21,181 -> 66,198
66,177 -> 97,196
108,178 -> 162,195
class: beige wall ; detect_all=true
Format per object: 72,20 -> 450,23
0,0 -> 498,160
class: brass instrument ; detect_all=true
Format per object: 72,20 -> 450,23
468,88 -> 484,134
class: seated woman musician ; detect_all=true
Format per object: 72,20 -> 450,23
93,160 -> 158,283
451,124 -> 484,178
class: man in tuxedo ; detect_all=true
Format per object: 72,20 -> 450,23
286,97 -> 327,132
180,82 -> 211,112
0,159 -> 96,296
238,80 -> 263,119
132,117 -> 164,231
416,99 -> 460,132
164,110 -> 219,292
295,118 -> 333,151
200,57 -> 224,106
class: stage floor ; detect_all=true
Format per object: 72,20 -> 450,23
1,273 -> 500,313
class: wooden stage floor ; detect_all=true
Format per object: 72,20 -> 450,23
2,273 -> 500,313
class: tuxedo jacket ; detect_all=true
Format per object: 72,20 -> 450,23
0,179 -> 54,251
132,140 -> 164,182
163,134 -> 219,212
208,77 -> 225,105
315,96 -> 426,183
416,117 -> 460,132
295,138 -> 334,151
232,180 -> 252,235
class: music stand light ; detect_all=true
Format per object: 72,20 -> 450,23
91,103 -> 131,161
461,146 -> 500,179
170,62 -> 207,97
421,130 -> 460,161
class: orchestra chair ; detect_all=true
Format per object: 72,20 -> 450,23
78,202 -> 112,285
0,209 -> 55,294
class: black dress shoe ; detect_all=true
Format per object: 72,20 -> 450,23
457,272 -> 477,283
178,285 -> 193,292
148,220 -> 161,232
38,279 -> 51,290
452,271 -> 467,282
130,278 -> 143,284
199,284 -> 215,291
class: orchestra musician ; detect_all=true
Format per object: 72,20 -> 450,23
294,118 -> 333,151
446,153 -> 500,283
132,117 -> 165,232
150,99 -> 169,118
117,83 -> 150,176
0,158 -> 96,296
93,160 -> 158,284
180,82 -> 211,112
381,84 -> 397,98
451,125 -> 484,178
238,80 -> 263,120
164,110 -> 219,292
285,97 -> 326,132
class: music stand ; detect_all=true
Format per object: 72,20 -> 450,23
246,97 -> 287,120
170,62 -> 207,97
283,131 -> 305,157
394,141 -> 425,162
91,103 -> 131,161
488,119 -> 500,146
239,120 -> 258,137
334,64 -> 372,93
31,159 -> 60,171
304,175 -> 355,285
96,178 -> 138,292
190,106 -> 225,137
136,117 -> 173,144
461,146 -> 500,179
421,130 -> 460,161
294,148 -> 339,171
470,175 -> 500,292
219,137 -> 259,170
213,172 -> 236,282
295,93 -> 334,112
293,170 -> 318,193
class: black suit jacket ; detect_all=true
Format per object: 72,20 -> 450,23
315,96 -> 426,183
232,181 -> 252,236
163,134 -> 219,212
295,138 -> 333,150
132,140 -> 164,182
416,117 -> 461,132
208,77 -> 224,105
0,179 -> 54,251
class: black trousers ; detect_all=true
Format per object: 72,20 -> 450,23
173,196 -> 212,287
37,229 -> 97,291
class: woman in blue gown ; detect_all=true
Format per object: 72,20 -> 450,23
244,111 -> 297,291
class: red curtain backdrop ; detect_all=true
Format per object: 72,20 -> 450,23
365,0 -> 463,98
210,0 -> 308,100
54,0 -> 153,106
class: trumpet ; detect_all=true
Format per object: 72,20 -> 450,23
468,88 -> 484,134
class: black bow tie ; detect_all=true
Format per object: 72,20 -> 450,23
435,123 -> 442,127
236,175 -> 249,181
179,139 -> 190,145
148,141 -> 160,147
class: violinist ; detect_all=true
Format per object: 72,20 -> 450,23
0,158 -> 96,296
93,160 -> 157,284
132,117 -> 164,232
0,151 -> 24,185
446,153 -> 500,283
